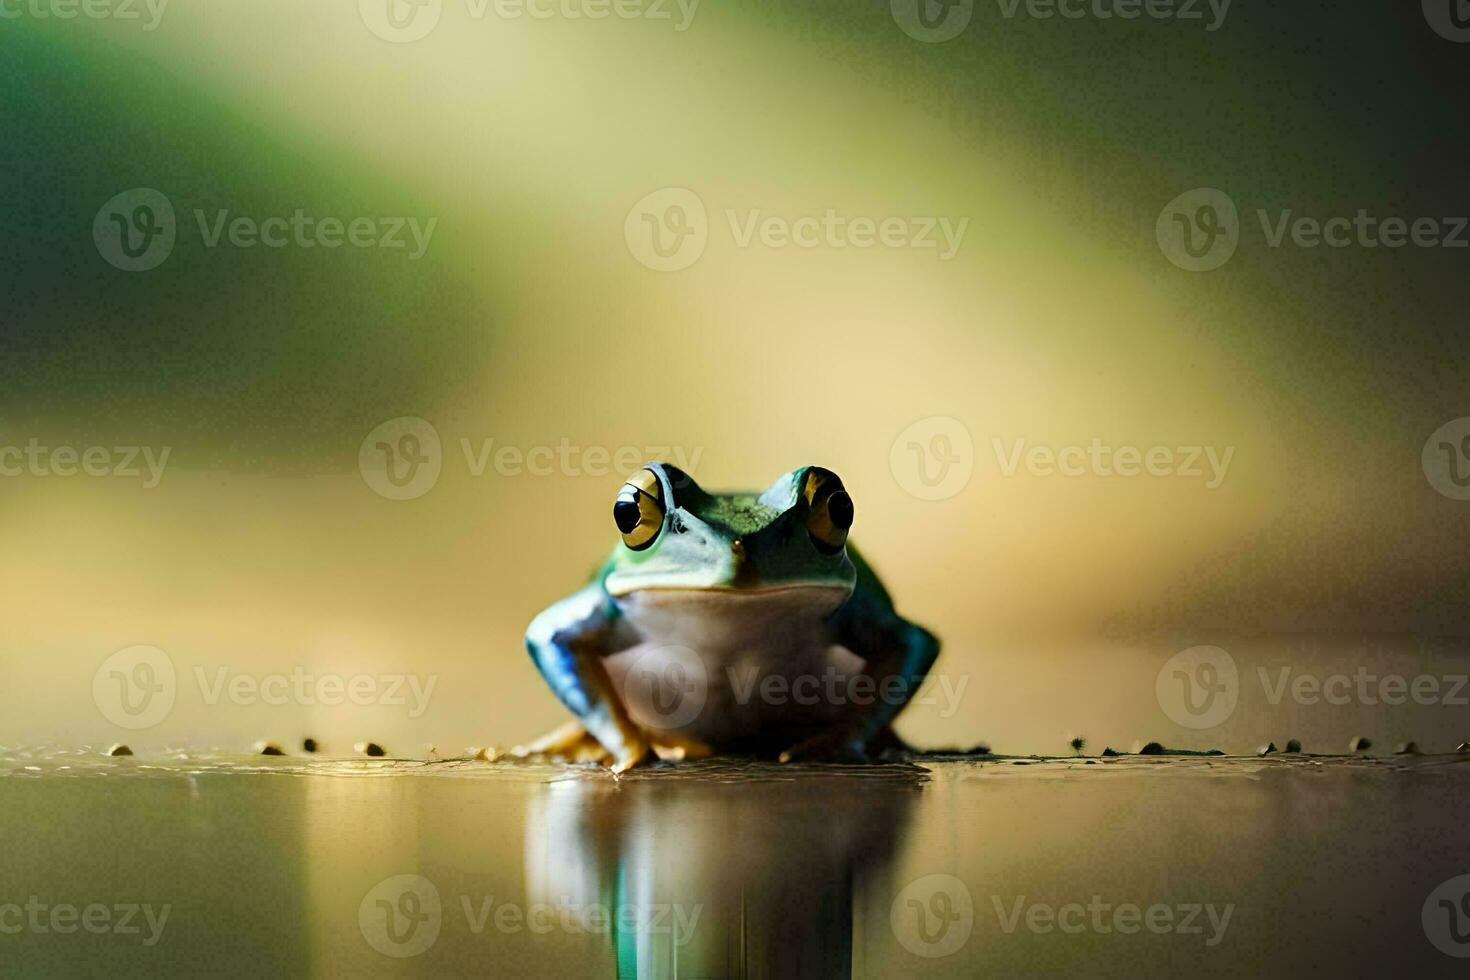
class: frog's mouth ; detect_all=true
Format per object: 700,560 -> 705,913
613,584 -> 851,615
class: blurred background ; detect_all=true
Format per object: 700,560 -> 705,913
2,0 -> 1468,757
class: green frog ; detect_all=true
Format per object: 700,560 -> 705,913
519,463 -> 940,771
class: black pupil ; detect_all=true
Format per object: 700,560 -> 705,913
827,490 -> 854,530
614,498 -> 643,534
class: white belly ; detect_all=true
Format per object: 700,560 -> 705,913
606,587 -> 862,746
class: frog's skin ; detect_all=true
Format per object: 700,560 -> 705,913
520,462 -> 940,771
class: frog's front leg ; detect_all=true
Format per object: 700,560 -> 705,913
779,603 -> 940,764
523,585 -> 650,772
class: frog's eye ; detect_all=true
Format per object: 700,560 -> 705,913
614,467 -> 665,551
802,469 -> 853,555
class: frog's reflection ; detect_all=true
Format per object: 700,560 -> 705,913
524,766 -> 921,979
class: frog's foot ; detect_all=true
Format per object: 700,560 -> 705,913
646,730 -> 715,763
512,721 -> 612,764
777,729 -> 870,765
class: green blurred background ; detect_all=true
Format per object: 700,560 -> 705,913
2,0 -> 1468,756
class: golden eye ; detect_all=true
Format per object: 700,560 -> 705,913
803,469 -> 853,554
614,468 -> 665,551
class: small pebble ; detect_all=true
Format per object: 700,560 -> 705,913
1137,741 -> 1165,755
1101,747 -> 1119,757
253,741 -> 285,756
1285,739 -> 1302,753
471,746 -> 500,762
1258,742 -> 1277,756
105,743 -> 133,757
1395,741 -> 1419,755
302,738 -> 319,754
355,741 -> 387,757
1349,736 -> 1372,753
1458,742 -> 1469,753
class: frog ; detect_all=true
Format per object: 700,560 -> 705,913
517,462 -> 940,771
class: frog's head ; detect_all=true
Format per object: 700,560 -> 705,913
602,462 -> 858,604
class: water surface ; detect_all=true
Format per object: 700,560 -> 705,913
2,750 -> 1467,977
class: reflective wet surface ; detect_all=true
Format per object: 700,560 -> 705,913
2,751 -> 1468,977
